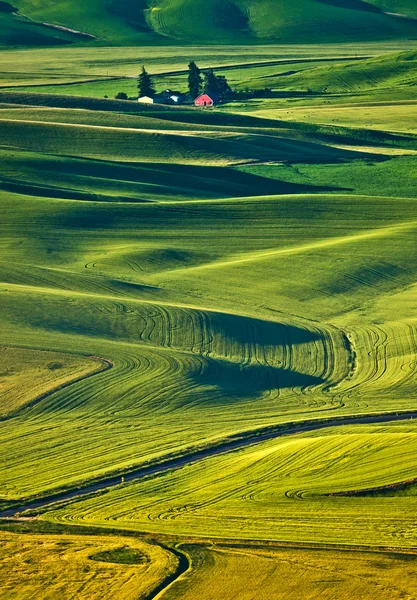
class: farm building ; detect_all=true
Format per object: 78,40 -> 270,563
139,90 -> 184,105
156,89 -> 184,104
195,93 -> 219,107
138,96 -> 154,104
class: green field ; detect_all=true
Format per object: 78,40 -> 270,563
0,15 -> 417,599
164,543 -> 417,600
0,530 -> 177,599
46,422 -> 417,547
2,0 -> 417,46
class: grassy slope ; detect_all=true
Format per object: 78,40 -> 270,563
4,0 -> 156,46
47,422 -> 417,547
0,347 -> 103,417
0,531 -> 176,599
239,158 -> 417,199
167,543 -> 417,600
0,12 -> 78,47
0,46 -> 416,567
1,117 -> 369,165
1,0 -> 417,46
1,183 -> 416,496
252,49 -> 417,93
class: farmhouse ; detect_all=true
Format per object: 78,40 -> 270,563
139,90 -> 185,105
195,92 -> 219,107
156,89 -> 184,104
138,95 -> 154,104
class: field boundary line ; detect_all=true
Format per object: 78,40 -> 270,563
2,409 -> 417,519
0,347 -> 113,422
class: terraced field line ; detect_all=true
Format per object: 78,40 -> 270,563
0,348 -> 113,421
0,281 -> 298,320
2,410 -> 417,519
0,77 -> 124,90
153,56 -> 371,77
0,118 -> 208,136
162,219 -> 417,274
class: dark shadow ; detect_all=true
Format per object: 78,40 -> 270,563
213,0 -> 248,30
206,311 -> 321,348
109,280 -> 161,295
0,2 -> 17,13
9,155 -> 340,200
189,357 -> 325,404
107,0 -> 150,32
0,177 -> 151,203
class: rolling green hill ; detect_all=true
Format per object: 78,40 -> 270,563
249,49 -> 417,93
1,14 -> 417,599
2,0 -> 417,46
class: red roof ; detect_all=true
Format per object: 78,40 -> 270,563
195,93 -> 219,106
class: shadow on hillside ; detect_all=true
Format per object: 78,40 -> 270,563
12,155 -> 342,200
189,357 -> 324,404
206,311 -> 321,348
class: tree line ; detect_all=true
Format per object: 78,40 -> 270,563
138,61 -> 231,99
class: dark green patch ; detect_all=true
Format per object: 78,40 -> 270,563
47,362 -> 64,370
0,2 -> 17,13
89,545 -> 148,565
0,369 -> 15,376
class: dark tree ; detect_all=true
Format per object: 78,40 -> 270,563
214,74 -> 231,97
115,91 -> 128,100
203,69 -> 218,94
203,69 -> 231,98
188,61 -> 202,98
138,66 -> 155,98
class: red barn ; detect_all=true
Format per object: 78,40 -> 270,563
195,93 -> 219,107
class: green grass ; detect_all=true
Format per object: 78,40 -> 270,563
238,157 -> 417,199
249,102 -> 417,133
1,42 -> 410,90
1,180 -> 416,498
0,531 -> 176,599
45,422 -> 417,548
236,49 -> 417,93
167,543 -> 417,600
0,346 -> 104,417
0,42 -> 417,600
89,545 -> 148,564
0,80 -> 416,501
0,113 -> 375,165
0,149 -> 330,202
2,0 -> 417,46
0,12 -> 77,47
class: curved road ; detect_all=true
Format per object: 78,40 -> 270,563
1,410 -> 416,518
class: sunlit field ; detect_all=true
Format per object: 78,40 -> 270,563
1,7 -> 417,595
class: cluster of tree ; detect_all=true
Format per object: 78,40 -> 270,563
137,63 -> 231,100
188,61 -> 231,98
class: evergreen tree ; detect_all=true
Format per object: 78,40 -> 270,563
138,66 -> 155,98
203,69 -> 218,94
188,61 -> 202,99
215,75 -> 231,97
203,69 -> 231,98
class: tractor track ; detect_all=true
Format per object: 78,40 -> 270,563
2,409 -> 417,519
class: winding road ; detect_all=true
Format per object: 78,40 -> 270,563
1,409 -> 416,519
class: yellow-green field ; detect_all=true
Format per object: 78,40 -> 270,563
0,531 -> 176,599
165,543 -> 417,600
46,422 -> 417,547
1,37 -> 417,599
0,347 -> 106,417
248,103 -> 417,133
